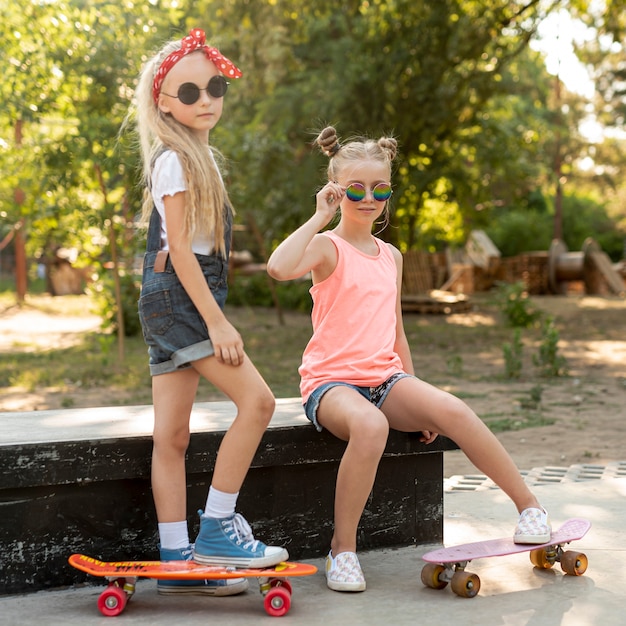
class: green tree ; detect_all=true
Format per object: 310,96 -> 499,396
2,0 -> 624,313
197,0 -> 581,253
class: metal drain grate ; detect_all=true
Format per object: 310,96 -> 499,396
445,461 -> 626,492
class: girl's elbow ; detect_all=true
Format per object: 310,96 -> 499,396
266,259 -> 288,281
266,257 -> 291,280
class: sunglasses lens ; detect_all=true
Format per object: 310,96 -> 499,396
345,183 -> 392,202
177,83 -> 200,105
345,183 -> 366,202
208,75 -> 228,98
373,183 -> 392,201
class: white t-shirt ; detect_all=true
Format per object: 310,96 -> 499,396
151,150 -> 215,255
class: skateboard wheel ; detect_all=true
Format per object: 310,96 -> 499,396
451,571 -> 480,598
264,586 -> 291,617
529,548 -> 555,569
560,550 -> 588,576
420,563 -> 448,590
269,578 -> 292,595
97,585 -> 128,617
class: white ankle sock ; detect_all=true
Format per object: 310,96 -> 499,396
204,486 -> 238,518
158,521 -> 190,550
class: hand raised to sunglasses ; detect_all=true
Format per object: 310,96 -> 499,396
315,181 -> 345,224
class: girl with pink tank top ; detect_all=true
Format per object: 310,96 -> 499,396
267,126 -> 552,593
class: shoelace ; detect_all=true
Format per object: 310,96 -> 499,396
223,513 -> 260,551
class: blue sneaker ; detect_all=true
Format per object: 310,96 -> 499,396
193,511 -> 289,568
157,545 -> 248,596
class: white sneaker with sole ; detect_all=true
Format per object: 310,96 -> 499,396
325,551 -> 366,592
514,507 -> 551,544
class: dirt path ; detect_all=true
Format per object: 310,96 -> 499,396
1,294 -> 625,476
0,306 -> 101,352
440,296 -> 626,476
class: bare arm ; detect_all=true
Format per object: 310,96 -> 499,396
267,181 -> 345,281
164,191 -> 244,366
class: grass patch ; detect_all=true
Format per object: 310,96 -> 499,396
0,333 -> 153,402
0,299 -> 308,405
483,413 -> 556,433
454,391 -> 490,400
0,292 -> 570,439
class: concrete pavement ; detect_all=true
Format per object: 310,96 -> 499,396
1,469 -> 624,625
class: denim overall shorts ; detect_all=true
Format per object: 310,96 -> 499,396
138,207 -> 232,376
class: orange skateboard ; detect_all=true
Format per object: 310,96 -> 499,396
69,553 -> 317,617
421,517 -> 591,598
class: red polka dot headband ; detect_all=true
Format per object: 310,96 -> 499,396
152,28 -> 242,104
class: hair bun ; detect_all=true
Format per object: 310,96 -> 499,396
378,137 -> 397,162
316,126 -> 340,157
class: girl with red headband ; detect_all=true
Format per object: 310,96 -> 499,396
132,29 -> 287,596
267,126 -> 550,592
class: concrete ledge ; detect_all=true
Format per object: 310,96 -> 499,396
0,398 -> 458,595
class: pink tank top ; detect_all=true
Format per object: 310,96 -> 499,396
299,231 -> 404,402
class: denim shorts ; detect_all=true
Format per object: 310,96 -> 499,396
138,250 -> 229,376
303,372 -> 412,431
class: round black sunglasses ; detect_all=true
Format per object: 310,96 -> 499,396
160,75 -> 229,105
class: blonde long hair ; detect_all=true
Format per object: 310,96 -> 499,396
133,39 -> 233,257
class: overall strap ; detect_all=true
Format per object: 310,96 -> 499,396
146,207 -> 162,252
145,146 -> 169,253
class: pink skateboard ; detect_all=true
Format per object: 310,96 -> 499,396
421,517 -> 591,597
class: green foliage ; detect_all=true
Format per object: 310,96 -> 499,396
227,274 -> 313,313
211,0 -> 596,251
486,207 -> 553,257
227,274 -> 276,308
0,330 -> 152,404
483,411 -> 555,433
88,272 -> 141,337
494,282 -> 542,328
561,193 -> 625,261
503,328 -> 523,379
446,355 -> 464,377
518,384 -> 544,410
486,190 -> 626,260
2,0 -> 626,305
533,316 -> 568,378
484,386 -> 551,433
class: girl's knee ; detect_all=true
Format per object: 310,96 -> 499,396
254,389 -> 275,422
153,427 -> 190,455
237,388 -> 275,427
352,413 -> 389,455
436,395 -> 480,435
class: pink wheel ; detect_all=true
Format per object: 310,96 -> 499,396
97,584 -> 128,617
270,578 -> 292,595
264,586 -> 291,617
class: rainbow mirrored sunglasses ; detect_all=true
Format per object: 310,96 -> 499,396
160,75 -> 229,105
345,182 -> 393,202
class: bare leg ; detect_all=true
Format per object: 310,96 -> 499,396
382,377 -> 541,513
316,387 -> 389,555
189,354 -> 288,567
151,368 -> 200,522
151,354 -> 274,521
192,354 -> 275,493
